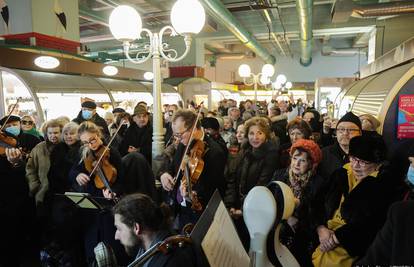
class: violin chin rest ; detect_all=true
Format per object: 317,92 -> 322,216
243,186 -> 277,238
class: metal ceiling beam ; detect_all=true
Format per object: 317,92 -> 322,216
296,0 -> 313,66
79,6 -> 109,27
200,0 -> 276,64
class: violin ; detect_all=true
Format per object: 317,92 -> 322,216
84,145 -> 117,190
172,102 -> 205,211
83,120 -> 126,201
128,235 -> 192,267
0,98 -> 21,157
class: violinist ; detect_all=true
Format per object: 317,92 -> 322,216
68,121 -> 127,265
160,109 -> 226,230
113,193 -> 195,267
0,115 -> 40,265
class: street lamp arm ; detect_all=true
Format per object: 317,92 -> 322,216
242,76 -> 255,86
123,40 -> 152,64
159,26 -> 192,62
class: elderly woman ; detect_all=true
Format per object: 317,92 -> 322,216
271,139 -> 324,266
312,135 -> 397,267
21,115 -> 43,139
279,118 -> 312,168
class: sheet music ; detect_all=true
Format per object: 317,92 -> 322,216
64,192 -> 101,209
201,202 -> 250,267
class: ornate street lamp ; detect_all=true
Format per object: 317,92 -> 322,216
109,0 -> 205,159
238,63 -> 274,103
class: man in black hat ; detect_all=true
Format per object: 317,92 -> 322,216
72,100 -> 110,140
0,115 -> 41,266
317,112 -> 362,180
119,104 -> 153,163
201,117 -> 227,156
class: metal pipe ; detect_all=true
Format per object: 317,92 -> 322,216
352,0 -> 414,18
296,0 -> 313,66
200,0 -> 276,64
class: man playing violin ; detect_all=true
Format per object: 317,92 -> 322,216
160,109 -> 226,230
0,115 -> 41,265
68,121 -> 128,265
113,193 -> 195,267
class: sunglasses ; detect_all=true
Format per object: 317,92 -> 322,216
22,120 -> 34,125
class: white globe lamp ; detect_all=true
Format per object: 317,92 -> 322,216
171,0 -> 205,35
109,5 -> 142,42
261,64 -> 275,77
273,81 -> 282,90
238,64 -> 251,78
276,74 -> 287,84
260,75 -> 271,85
285,81 -> 293,89
144,71 -> 154,80
103,65 -> 118,76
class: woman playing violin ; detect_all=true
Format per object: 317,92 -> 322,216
69,121 -> 124,200
68,121 -> 127,265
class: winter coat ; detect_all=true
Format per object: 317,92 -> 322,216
317,142 -> 348,180
313,165 -> 399,258
73,112 -> 110,140
26,141 -> 56,205
270,115 -> 289,145
356,201 -> 414,266
119,122 -> 153,164
229,140 -> 279,208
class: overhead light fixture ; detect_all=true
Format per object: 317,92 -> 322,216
144,71 -> 154,80
34,56 -> 60,69
103,65 -> 119,76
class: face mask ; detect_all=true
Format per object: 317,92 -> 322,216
5,126 -> 20,136
82,110 -> 93,120
407,166 -> 414,186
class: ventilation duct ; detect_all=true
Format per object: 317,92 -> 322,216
296,0 -> 313,66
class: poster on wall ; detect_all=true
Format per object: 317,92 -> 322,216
397,94 -> 414,139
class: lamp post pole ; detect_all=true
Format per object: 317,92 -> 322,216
109,2 -> 204,161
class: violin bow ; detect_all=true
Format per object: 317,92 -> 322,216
0,97 -> 22,132
172,101 -> 204,185
88,119 -> 126,178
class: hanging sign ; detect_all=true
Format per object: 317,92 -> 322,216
397,94 -> 414,139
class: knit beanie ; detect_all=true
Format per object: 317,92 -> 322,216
337,112 -> 362,130
133,104 -> 149,116
201,117 -> 220,131
290,139 -> 322,168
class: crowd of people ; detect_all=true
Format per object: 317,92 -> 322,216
1,96 -> 413,267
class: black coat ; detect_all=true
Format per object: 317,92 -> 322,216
317,142 -> 348,180
167,135 -> 226,209
356,201 -> 414,266
230,141 -> 279,208
119,122 -> 152,164
271,168 -> 325,266
271,118 -> 289,145
73,112 -> 110,140
314,166 -> 398,258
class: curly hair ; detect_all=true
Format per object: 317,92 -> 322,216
244,116 -> 272,140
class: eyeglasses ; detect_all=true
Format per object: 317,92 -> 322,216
336,128 -> 360,134
21,120 -> 34,125
349,156 -> 371,167
173,129 -> 188,139
82,137 -> 98,146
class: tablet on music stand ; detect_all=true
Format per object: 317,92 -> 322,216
64,192 -> 103,210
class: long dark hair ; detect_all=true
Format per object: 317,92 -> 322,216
113,193 -> 171,232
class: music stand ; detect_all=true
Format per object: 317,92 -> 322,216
63,192 -> 104,210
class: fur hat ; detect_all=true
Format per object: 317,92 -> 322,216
337,112 -> 362,130
81,101 -> 97,109
0,115 -> 21,126
201,117 -> 220,131
290,139 -> 322,168
349,135 -> 387,163
133,104 -> 149,116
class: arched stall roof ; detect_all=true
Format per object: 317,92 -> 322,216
164,77 -> 212,108
335,60 -> 414,150
0,68 -> 182,123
